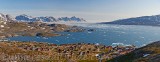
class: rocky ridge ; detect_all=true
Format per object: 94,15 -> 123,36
15,14 -> 86,22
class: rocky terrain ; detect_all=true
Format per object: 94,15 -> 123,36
0,21 -> 62,38
0,41 -> 135,62
0,21 -> 88,38
108,41 -> 160,62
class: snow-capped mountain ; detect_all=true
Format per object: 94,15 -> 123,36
102,15 -> 160,26
15,14 -> 57,22
15,14 -> 86,22
58,16 -> 86,22
15,14 -> 33,22
0,13 -> 14,21
0,13 -> 14,28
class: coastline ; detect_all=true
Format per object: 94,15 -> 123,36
0,19 -> 159,62
0,21 -> 87,39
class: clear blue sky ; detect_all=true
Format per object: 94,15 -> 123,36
0,0 -> 160,22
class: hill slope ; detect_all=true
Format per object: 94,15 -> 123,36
102,15 -> 160,26
108,41 -> 160,62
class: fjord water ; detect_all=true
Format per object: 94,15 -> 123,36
9,24 -> 160,47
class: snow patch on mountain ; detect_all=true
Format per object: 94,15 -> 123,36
0,13 -> 14,21
15,14 -> 86,22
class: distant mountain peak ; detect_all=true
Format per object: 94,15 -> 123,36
0,13 -> 86,22
0,13 -> 14,21
102,14 -> 160,26
15,14 -> 86,22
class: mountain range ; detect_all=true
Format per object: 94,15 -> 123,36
102,15 -> 160,26
2,13 -> 160,26
0,13 -> 86,22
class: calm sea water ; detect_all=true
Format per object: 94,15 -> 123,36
8,24 -> 160,47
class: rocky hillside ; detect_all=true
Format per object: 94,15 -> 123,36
0,41 -> 136,62
102,15 -> 160,26
108,41 -> 160,62
0,13 -> 14,21
15,14 -> 86,22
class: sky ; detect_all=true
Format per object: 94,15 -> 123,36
0,0 -> 160,22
